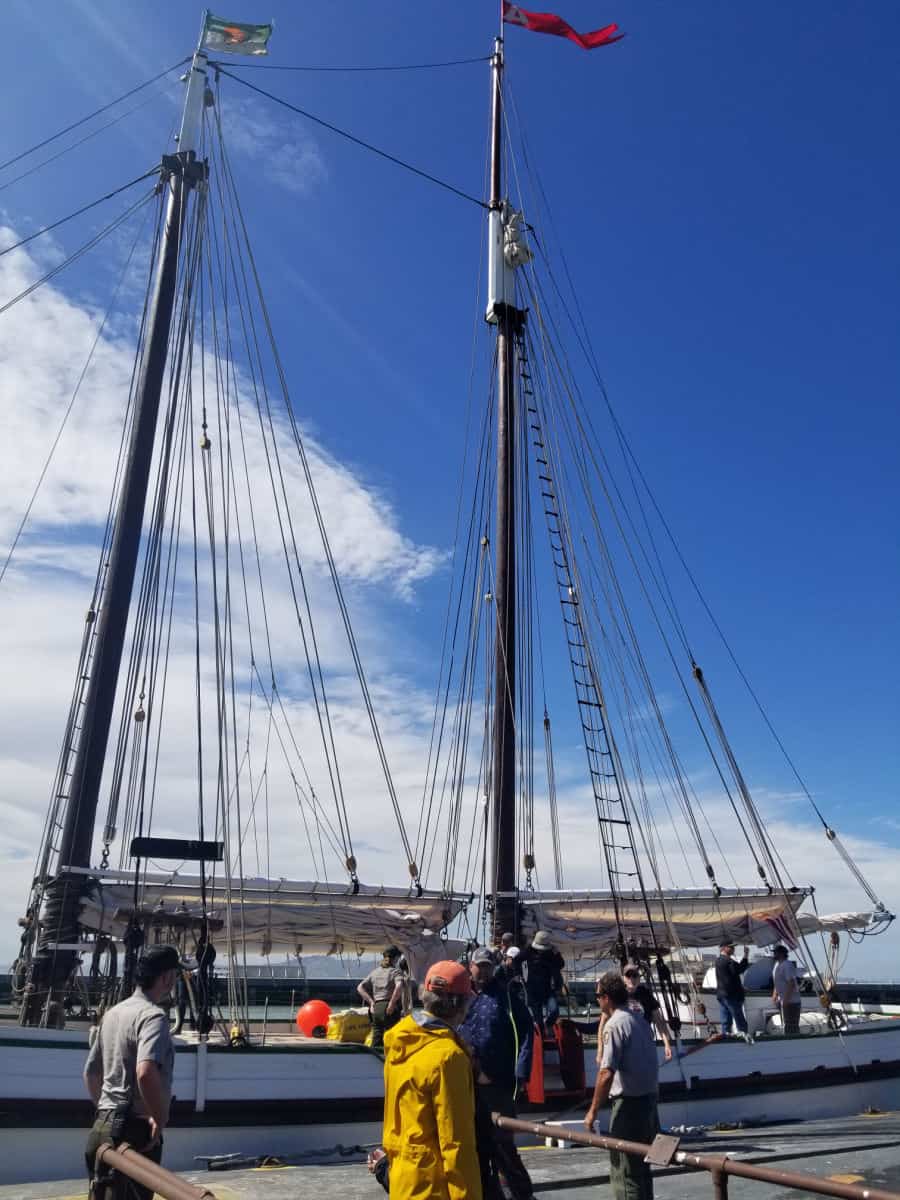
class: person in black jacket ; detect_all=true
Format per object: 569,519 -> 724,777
715,942 -> 750,1037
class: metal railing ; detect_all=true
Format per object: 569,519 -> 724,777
94,1142 -> 218,1200
493,1115 -> 900,1200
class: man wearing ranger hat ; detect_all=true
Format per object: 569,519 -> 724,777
358,945 -> 405,1050
83,944 -> 179,1199
524,929 -> 566,1035
382,959 -> 482,1199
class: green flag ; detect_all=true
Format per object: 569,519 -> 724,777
202,13 -> 273,56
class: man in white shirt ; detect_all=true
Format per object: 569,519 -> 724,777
771,944 -> 801,1035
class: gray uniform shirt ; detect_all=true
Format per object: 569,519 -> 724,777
600,1007 -> 659,1098
85,989 -> 175,1120
361,965 -> 400,1003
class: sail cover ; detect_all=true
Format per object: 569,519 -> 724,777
518,887 -> 819,954
77,872 -> 469,957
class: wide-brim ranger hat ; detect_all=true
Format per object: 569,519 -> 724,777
424,960 -> 473,996
531,930 -> 553,950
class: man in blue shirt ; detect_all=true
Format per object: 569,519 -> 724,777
461,946 -> 534,1200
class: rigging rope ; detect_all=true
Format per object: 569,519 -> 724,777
209,55 -> 491,72
214,66 -> 489,211
0,59 -> 190,175
0,169 -> 162,260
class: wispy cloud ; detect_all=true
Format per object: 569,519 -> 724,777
217,95 -> 326,196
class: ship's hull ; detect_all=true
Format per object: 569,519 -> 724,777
2,1021 -> 900,1184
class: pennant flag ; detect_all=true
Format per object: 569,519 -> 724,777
502,2 -> 622,50
201,13 -> 274,56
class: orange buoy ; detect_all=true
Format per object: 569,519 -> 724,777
296,999 -> 331,1038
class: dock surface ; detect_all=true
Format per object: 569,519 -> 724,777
8,1112 -> 899,1200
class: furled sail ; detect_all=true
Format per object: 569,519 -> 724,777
518,886 -> 826,954
77,871 -> 469,957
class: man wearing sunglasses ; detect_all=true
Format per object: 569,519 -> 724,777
585,972 -> 659,1200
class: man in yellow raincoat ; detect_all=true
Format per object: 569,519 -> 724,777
382,959 -> 483,1199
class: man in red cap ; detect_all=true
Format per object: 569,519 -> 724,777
382,959 -> 482,1199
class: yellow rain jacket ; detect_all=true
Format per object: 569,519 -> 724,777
382,1013 -> 483,1200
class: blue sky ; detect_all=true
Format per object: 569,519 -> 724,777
0,1 -> 897,972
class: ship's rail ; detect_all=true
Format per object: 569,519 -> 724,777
94,1141 -> 218,1200
493,1115 -> 900,1200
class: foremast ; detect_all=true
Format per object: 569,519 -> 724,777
486,36 -> 529,940
20,41 -> 211,1026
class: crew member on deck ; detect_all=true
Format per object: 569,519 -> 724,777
771,944 -> 802,1035
359,946 -> 404,1050
524,930 -> 566,1035
715,941 -> 751,1038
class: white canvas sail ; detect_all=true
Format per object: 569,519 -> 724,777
76,870 -> 469,957
516,887 -> 872,953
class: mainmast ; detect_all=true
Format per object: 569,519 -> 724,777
487,36 -> 528,940
20,41 -> 210,1025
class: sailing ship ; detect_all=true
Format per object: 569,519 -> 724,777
1,7 -> 897,1185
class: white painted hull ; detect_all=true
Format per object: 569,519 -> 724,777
2,1020 -> 900,1184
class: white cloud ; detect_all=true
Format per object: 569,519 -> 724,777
216,95 -> 326,196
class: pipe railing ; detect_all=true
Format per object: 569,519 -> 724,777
493,1115 -> 900,1200
94,1142 -> 218,1200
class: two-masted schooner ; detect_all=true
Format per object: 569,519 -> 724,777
1,7 -> 896,1186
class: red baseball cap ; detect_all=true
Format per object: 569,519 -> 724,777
424,960 -> 473,997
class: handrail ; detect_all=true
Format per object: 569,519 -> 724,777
492,1115 -> 900,1200
95,1142 -> 218,1200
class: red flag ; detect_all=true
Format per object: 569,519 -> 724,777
502,2 -> 623,50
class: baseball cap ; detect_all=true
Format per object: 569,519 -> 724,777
623,961 -> 640,977
424,960 -> 473,996
470,947 -> 496,966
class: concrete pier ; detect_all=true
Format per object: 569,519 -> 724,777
6,1112 -> 899,1200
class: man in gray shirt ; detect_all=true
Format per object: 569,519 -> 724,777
585,971 -> 659,1200
84,944 -> 178,1199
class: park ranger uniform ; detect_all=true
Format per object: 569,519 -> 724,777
600,1006 -> 660,1200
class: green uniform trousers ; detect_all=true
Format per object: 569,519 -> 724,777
608,1093 -> 659,1200
370,999 -> 400,1050
85,1110 -> 162,1200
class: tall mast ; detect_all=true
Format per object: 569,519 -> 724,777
20,39 -> 210,1026
487,35 -> 527,940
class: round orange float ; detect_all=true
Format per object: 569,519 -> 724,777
295,999 -> 331,1038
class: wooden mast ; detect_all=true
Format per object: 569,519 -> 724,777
487,33 -> 525,940
20,45 -> 210,1026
